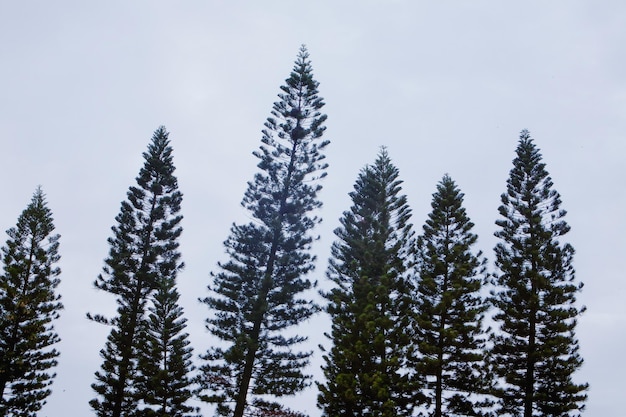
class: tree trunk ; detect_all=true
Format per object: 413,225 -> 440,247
233,134 -> 300,417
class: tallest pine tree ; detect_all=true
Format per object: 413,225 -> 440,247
198,46 -> 329,417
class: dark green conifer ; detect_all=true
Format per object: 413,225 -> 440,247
0,187 -> 62,417
318,149 -> 417,417
135,275 -> 198,417
88,126 -> 184,417
490,130 -> 587,417
413,174 -> 491,417
198,45 -> 329,417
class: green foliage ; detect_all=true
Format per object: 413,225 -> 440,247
414,174 -> 491,417
0,187 -> 62,417
198,45 -> 329,417
88,126 -> 185,417
490,130 -> 587,417
318,149 -> 418,417
135,275 -> 198,417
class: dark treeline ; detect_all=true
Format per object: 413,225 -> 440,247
0,46 -> 587,417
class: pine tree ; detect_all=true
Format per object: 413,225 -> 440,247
318,149 -> 417,417
198,45 -> 329,417
490,130 -> 587,417
135,275 -> 198,417
413,174 -> 491,417
0,187 -> 62,417
88,126 -> 184,417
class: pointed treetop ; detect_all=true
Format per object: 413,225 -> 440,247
362,146 -> 393,176
377,145 -> 389,159
298,44 -> 309,60
435,173 -> 455,192
514,129 -> 544,167
277,45 -> 324,119
32,184 -> 45,201
12,186 -> 56,239
143,125 -> 173,166
520,128 -> 531,140
24,185 -> 47,210
290,44 -> 314,80
429,174 -> 464,208
294,44 -> 313,74
135,126 -> 180,196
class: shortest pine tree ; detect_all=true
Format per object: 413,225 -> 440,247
0,187 -> 63,417
413,174 -> 492,417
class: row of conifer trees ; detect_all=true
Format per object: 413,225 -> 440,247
0,46 -> 587,417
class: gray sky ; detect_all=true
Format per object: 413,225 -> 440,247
1,2 -> 624,416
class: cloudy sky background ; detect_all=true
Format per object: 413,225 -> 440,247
1,2 -> 624,416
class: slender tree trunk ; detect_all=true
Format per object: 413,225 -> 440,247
435,349 -> 443,417
0,319 -> 23,401
0,381 -> 6,402
435,308 -> 446,417
161,337 -> 169,415
525,309 -> 536,417
233,233 -> 279,417
112,288 -> 142,417
233,135 -> 300,417
112,192 -> 159,417
233,317 -> 261,417
434,224 -> 453,417
524,229 -> 538,417
0,320 -> 22,402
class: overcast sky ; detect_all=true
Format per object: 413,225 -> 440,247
1,2 -> 624,416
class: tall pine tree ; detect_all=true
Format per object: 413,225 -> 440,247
413,174 -> 491,417
198,45 -> 329,417
0,187 -> 62,417
88,126 -> 185,417
490,130 -> 587,417
318,149 -> 418,417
